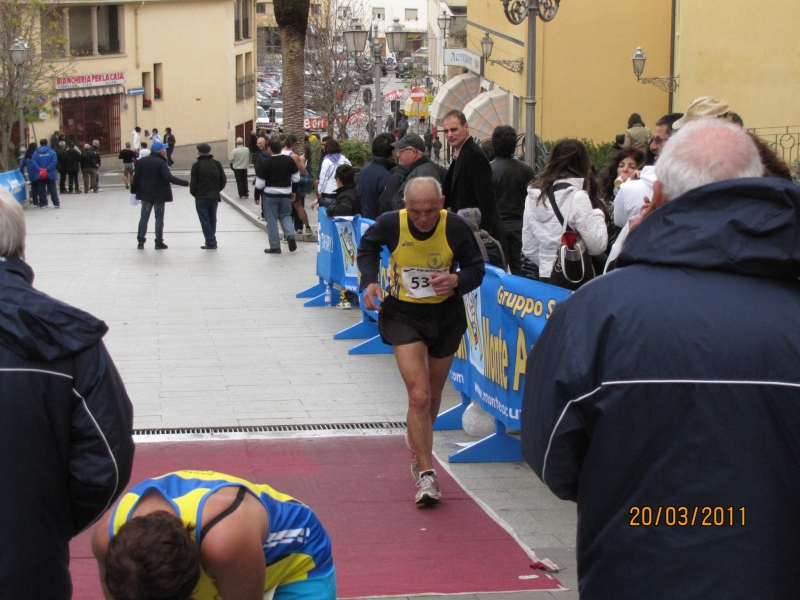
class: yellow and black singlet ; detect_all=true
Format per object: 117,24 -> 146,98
388,209 -> 455,304
108,470 -> 334,599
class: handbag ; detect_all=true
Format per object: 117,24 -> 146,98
38,167 -> 48,180
546,184 -> 595,291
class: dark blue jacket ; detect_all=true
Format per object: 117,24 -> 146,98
521,178 -> 800,600
357,156 -> 395,220
0,257 -> 135,599
29,145 -> 58,181
131,151 -> 189,202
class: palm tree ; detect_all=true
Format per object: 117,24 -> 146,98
273,0 -> 310,138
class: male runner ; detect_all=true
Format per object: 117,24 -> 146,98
357,177 -> 485,505
92,470 -> 336,600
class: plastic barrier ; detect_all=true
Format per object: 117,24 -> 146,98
296,209 -> 392,354
434,266 -> 571,463
0,170 -> 27,202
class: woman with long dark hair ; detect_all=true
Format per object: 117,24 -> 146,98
624,113 -> 651,151
521,139 -> 608,283
18,142 -> 38,181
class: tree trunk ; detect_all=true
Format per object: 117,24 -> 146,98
273,0 -> 310,139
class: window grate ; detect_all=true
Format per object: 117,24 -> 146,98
134,422 -> 407,436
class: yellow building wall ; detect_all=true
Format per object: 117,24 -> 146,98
673,0 -> 800,128
465,0 -> 672,143
40,0 -> 256,161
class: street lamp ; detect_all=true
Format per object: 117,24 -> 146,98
386,18 -> 409,55
437,10 -> 452,48
481,33 -> 523,73
631,47 -> 679,93
499,0 -> 562,170
9,37 -> 29,154
343,20 -> 385,134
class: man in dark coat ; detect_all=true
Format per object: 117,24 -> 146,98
65,141 -> 82,193
490,125 -> 533,275
190,142 -> 227,249
440,110 -> 506,249
0,188 -> 134,600
56,141 -> 68,194
521,119 -> 799,600
326,164 -> 361,217
357,133 -> 396,220
131,140 -> 189,249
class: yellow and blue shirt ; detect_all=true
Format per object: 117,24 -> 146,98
109,470 -> 334,599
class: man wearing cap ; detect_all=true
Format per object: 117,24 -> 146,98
228,137 -> 251,199
190,143 -> 227,250
131,141 -> 189,250
377,133 -> 446,215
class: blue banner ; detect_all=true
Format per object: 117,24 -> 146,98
0,170 -> 27,202
449,266 -> 571,430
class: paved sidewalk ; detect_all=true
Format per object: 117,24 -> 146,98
23,170 -> 578,598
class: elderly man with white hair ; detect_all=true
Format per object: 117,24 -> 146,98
521,119 -> 800,600
0,188 -> 134,599
228,136 -> 251,199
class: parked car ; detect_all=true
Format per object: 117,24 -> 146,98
396,58 -> 415,78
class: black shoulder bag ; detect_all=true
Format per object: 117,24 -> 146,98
546,184 -> 596,291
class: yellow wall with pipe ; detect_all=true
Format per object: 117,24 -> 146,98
464,0 -> 672,144
672,0 -> 800,128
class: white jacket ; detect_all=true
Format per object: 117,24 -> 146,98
522,177 -> 608,279
614,165 -> 657,228
318,154 -> 351,194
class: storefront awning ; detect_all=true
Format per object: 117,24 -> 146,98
57,85 -> 124,99
429,73 -> 480,126
463,88 -> 508,142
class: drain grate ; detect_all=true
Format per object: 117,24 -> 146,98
134,421 -> 407,436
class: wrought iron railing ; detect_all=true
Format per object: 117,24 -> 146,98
749,126 -> 800,167
244,74 -> 255,98
242,16 -> 250,39
98,39 -> 121,55
236,76 -> 246,100
70,41 -> 93,57
235,17 -> 241,40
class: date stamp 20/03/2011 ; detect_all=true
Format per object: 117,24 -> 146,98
629,506 -> 746,527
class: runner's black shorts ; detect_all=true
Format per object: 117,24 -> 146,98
378,294 -> 466,359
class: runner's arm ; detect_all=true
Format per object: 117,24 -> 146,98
357,213 -> 399,289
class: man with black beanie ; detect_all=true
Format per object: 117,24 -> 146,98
190,143 -> 227,249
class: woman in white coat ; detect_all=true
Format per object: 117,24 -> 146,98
312,138 -> 352,209
522,139 -> 608,283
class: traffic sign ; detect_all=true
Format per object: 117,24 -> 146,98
410,86 -> 425,102
424,95 -> 435,104
127,87 -> 145,96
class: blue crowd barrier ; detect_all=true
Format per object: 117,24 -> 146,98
435,267 -> 571,463
296,209 -> 392,354
0,170 -> 27,202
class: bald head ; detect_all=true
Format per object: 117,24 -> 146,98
656,119 -> 762,202
403,177 -> 444,233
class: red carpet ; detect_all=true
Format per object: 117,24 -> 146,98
70,436 -> 563,598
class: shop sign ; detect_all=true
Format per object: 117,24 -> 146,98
443,48 -> 482,75
55,72 -> 125,90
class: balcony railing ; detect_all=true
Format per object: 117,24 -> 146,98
98,39 -> 121,55
70,41 -> 93,57
245,74 -> 255,98
749,126 -> 800,167
236,76 -> 246,100
243,16 -> 250,39
235,17 -> 241,40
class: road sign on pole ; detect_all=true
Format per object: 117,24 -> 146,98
127,87 -> 145,96
410,86 -> 425,102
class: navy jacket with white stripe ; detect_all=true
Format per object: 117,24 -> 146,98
0,256 -> 134,599
521,178 -> 800,600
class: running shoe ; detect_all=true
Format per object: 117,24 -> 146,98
335,301 -> 352,310
405,431 -> 420,481
415,471 -> 441,506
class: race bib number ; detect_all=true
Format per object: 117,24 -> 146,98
401,267 -> 448,299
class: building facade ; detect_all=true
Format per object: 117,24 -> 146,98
40,0 -> 256,166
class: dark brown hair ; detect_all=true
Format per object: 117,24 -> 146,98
323,139 -> 342,154
442,109 -> 467,125
104,511 -> 200,600
533,139 -> 592,204
600,147 -> 645,200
